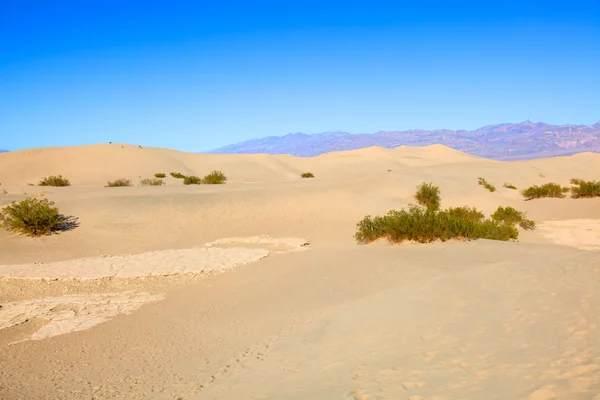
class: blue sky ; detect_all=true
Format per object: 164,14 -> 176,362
1,0 -> 598,152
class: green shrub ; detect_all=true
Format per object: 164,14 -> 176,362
183,175 -> 202,185
139,177 -> 165,186
478,177 -> 496,192
202,170 -> 227,184
414,182 -> 441,211
521,183 -> 569,200
170,172 -> 186,179
105,179 -> 132,187
570,179 -> 600,198
38,175 -> 70,187
0,198 -> 65,236
154,173 -> 167,178
503,183 -> 517,190
301,172 -> 315,178
491,206 -> 536,230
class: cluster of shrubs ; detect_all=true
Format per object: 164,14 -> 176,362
104,170 -> 228,187
521,179 -> 600,200
355,182 -> 535,245
38,175 -> 70,187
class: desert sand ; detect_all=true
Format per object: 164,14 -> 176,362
0,143 -> 599,399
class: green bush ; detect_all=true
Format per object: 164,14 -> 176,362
170,172 -> 186,179
491,206 -> 536,230
139,177 -> 165,186
154,173 -> 167,178
521,183 -> 569,200
105,178 -> 132,187
38,175 -> 70,187
183,175 -> 202,185
301,172 -> 315,178
503,183 -> 517,190
570,178 -> 600,198
0,198 -> 65,236
202,170 -> 227,184
478,177 -> 496,192
414,182 -> 441,211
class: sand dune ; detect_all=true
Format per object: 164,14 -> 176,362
1,144 -> 599,399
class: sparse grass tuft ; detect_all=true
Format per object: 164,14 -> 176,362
170,172 -> 186,179
491,206 -> 536,230
478,177 -> 496,192
139,177 -> 165,186
570,178 -> 600,198
503,183 -> 517,190
154,173 -> 166,178
0,198 -> 65,236
414,182 -> 441,211
105,178 -> 132,187
202,170 -> 227,184
521,183 -> 569,200
38,175 -> 70,187
301,172 -> 315,178
183,175 -> 202,185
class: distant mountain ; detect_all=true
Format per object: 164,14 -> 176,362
208,121 -> 600,160
0,149 -> 8,153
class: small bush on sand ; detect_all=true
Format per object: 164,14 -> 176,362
521,183 -> 569,200
139,177 -> 165,186
0,198 -> 65,236
183,175 -> 202,185
202,170 -> 227,184
491,206 -> 536,230
154,173 -> 166,178
503,183 -> 517,190
570,178 -> 600,198
414,182 -> 441,211
301,172 -> 315,178
478,177 -> 496,192
170,172 -> 186,179
105,179 -> 132,187
38,175 -> 70,187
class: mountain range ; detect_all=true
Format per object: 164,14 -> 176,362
208,121 -> 600,160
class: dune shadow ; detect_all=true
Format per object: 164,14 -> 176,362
56,215 -> 80,233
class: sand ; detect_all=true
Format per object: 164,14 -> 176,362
0,143 -> 599,399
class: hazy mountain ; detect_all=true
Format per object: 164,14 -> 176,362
208,121 -> 600,160
0,149 -> 8,153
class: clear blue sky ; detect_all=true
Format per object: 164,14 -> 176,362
1,0 -> 598,152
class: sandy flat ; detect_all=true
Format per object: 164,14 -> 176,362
1,144 -> 599,399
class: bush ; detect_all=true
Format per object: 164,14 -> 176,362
414,182 -> 441,211
170,172 -> 186,179
521,183 -> 569,200
570,179 -> 600,198
478,177 -> 496,192
503,183 -> 517,190
39,175 -> 70,187
0,198 -> 65,236
139,177 -> 165,186
105,179 -> 132,187
301,172 -> 315,178
183,175 -> 202,185
491,206 -> 536,230
202,170 -> 227,184
154,173 -> 166,178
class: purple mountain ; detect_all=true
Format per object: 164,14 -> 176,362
208,121 -> 600,160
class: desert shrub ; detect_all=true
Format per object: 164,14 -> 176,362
170,172 -> 186,179
38,175 -> 70,187
154,173 -> 166,178
570,179 -> 600,198
301,172 -> 315,178
202,170 -> 227,184
414,182 -> 441,211
105,178 -> 132,187
478,177 -> 496,192
521,183 -> 569,200
503,183 -> 517,190
445,206 -> 485,222
491,206 -> 536,230
0,198 -> 65,236
139,177 -> 165,186
183,175 -> 202,185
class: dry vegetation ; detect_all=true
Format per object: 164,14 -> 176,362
139,177 -> 165,186
38,175 -> 70,187
0,198 -> 65,236
521,183 -> 569,200
154,173 -> 167,178
105,179 -> 132,187
301,172 -> 315,178
478,177 -> 496,192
